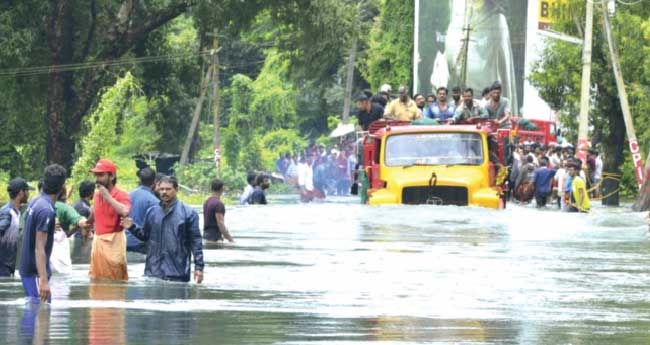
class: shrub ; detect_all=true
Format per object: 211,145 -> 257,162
174,161 -> 247,192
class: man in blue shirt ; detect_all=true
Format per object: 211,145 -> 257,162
532,157 -> 557,208
424,86 -> 456,122
127,167 -> 159,253
19,164 -> 67,303
124,176 -> 204,283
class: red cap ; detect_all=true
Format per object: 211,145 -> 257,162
90,159 -> 117,174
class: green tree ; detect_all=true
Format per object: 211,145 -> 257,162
361,0 -> 414,91
0,0 -> 361,172
70,72 -> 140,184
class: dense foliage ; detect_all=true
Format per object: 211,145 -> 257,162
361,0 -> 414,91
0,1 -> 366,173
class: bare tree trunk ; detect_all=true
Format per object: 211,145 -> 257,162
211,31 -> 221,169
45,0 -> 75,165
342,37 -> 357,124
180,67 -> 212,166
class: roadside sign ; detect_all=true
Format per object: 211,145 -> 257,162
630,139 -> 644,189
539,0 -> 571,30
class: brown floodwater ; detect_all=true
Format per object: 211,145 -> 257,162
1,196 -> 649,344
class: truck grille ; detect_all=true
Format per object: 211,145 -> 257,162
401,186 -> 469,206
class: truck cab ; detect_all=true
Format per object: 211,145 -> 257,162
358,118 -> 556,208
362,121 -> 502,208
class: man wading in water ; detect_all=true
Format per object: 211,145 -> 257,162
19,165 -> 67,303
123,176 -> 205,283
203,179 -> 234,242
88,159 -> 131,281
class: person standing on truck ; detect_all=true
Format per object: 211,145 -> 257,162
486,82 -> 512,129
451,88 -> 488,123
355,94 -> 383,131
414,93 -> 426,114
451,86 -> 463,108
424,87 -> 456,122
384,86 -> 421,121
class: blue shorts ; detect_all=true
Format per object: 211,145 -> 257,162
21,276 -> 49,304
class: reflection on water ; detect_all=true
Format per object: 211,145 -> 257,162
1,197 -> 650,344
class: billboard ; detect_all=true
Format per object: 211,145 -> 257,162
414,0 -> 528,116
538,0 -> 571,30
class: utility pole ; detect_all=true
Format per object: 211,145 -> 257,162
180,66 -> 212,167
342,36 -> 357,124
210,30 -> 222,170
576,0 -> 594,165
601,0 -> 644,189
458,1 -> 472,88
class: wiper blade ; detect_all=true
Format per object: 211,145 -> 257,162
445,162 -> 477,167
402,162 -> 431,169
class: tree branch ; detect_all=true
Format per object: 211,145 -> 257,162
72,1 -> 194,127
125,1 -> 192,49
80,0 -> 97,60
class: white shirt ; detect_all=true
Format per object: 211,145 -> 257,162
286,162 -> 298,177
595,156 -> 603,179
554,168 -> 567,195
297,163 -> 314,191
240,184 -> 254,205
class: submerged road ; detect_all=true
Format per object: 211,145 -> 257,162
1,196 -> 649,344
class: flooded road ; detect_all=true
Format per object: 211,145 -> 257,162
1,197 -> 650,344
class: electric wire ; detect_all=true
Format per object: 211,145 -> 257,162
0,51 -> 212,78
616,0 -> 644,5
0,51 -> 265,78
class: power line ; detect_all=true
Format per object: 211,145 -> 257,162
0,51 -> 267,78
616,0 -> 644,5
0,51 -> 214,78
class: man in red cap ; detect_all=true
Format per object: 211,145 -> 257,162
88,159 -> 131,280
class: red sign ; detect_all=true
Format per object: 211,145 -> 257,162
629,139 -> 644,189
576,138 -> 589,164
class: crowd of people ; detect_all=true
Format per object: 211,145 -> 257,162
271,140 -> 357,202
508,144 -> 601,213
354,81 -> 512,131
0,159 -> 238,304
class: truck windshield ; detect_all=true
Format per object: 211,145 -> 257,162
384,132 -> 484,166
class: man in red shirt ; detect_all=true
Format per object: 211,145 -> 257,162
88,159 -> 131,281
